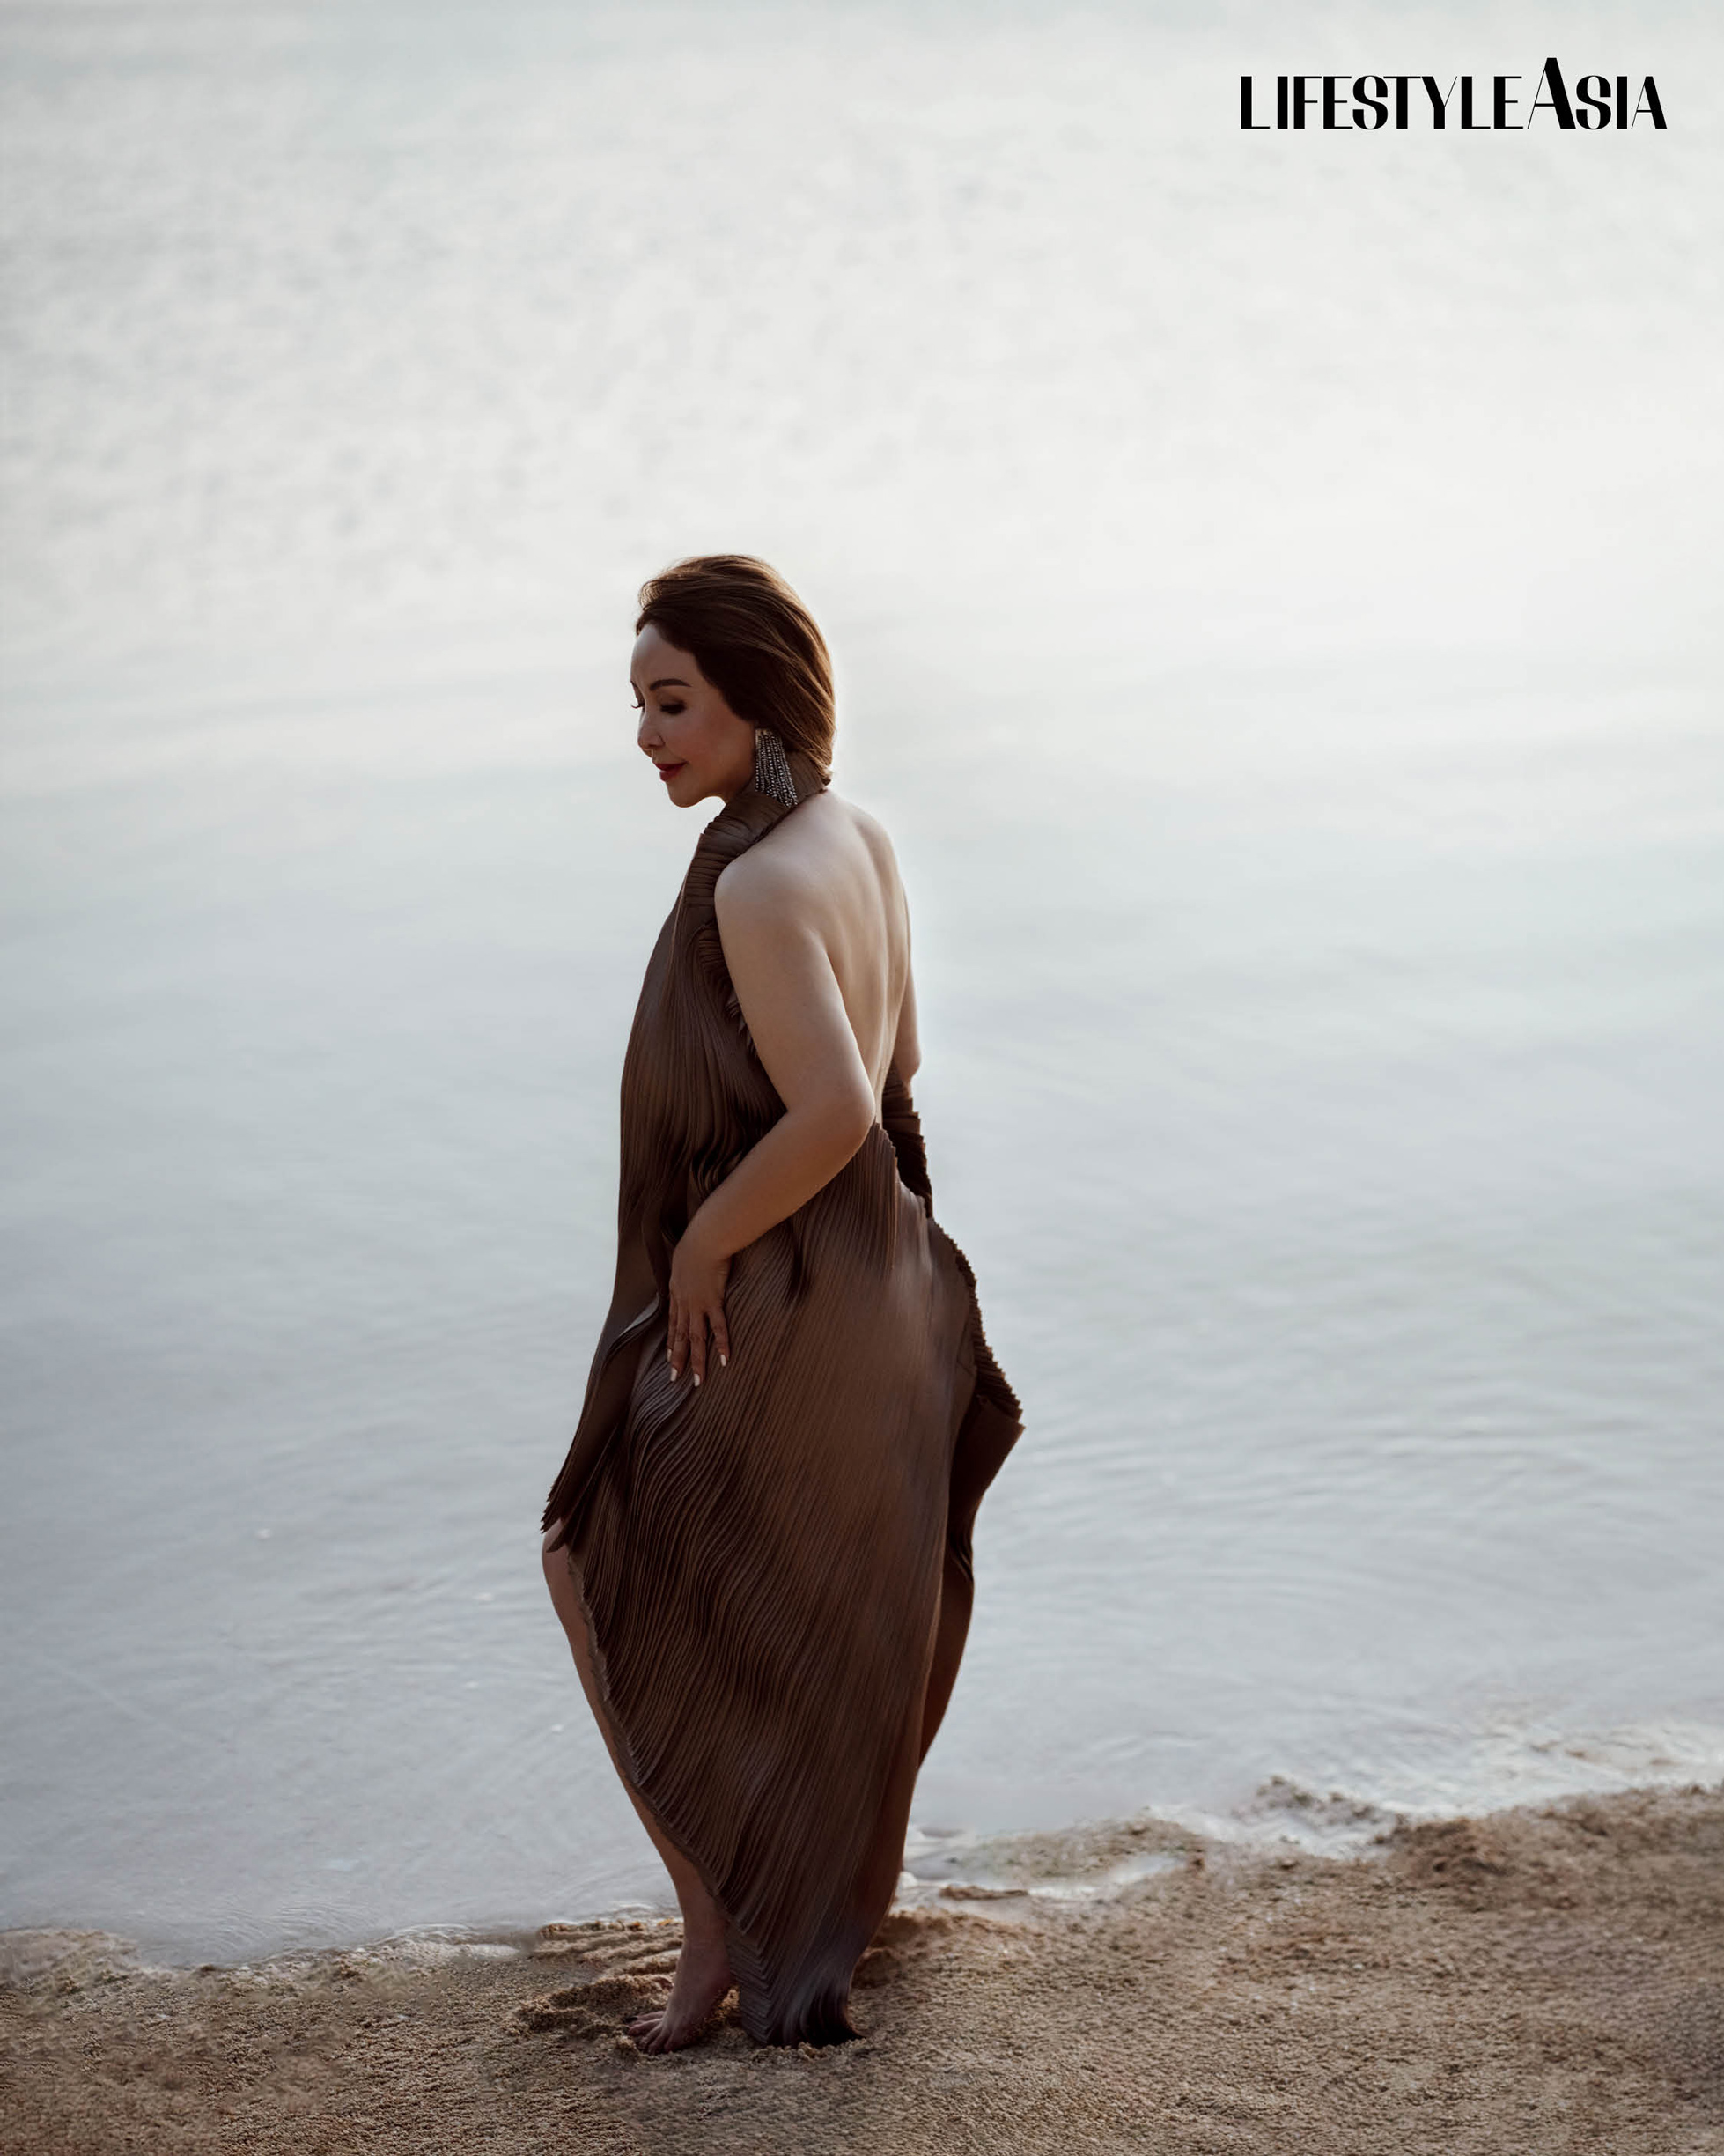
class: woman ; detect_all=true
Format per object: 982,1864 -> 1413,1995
541,556 -> 1020,2052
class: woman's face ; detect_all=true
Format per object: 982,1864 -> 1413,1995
630,624 -> 755,808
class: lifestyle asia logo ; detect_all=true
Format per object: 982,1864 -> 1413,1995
1239,60 -> 1667,131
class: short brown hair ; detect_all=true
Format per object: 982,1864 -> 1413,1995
636,556 -> 835,779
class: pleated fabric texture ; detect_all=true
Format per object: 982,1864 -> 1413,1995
542,751 -> 1020,2045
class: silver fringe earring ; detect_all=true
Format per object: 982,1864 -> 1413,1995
753,727 -> 799,808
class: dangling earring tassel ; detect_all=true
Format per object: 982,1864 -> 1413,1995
753,727 -> 799,808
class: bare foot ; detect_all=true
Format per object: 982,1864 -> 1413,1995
624,1929 -> 733,2053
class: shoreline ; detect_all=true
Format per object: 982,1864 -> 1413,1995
5,1783 -> 1721,2153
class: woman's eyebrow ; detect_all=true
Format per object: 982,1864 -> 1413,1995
645,676 -> 690,691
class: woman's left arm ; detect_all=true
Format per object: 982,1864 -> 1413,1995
666,860 -> 875,1385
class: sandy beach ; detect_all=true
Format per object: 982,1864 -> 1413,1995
4,1783 -> 1720,2154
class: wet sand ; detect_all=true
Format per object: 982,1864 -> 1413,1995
4,1785 -> 1720,2154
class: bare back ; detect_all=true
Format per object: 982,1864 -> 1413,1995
715,791 -> 917,1110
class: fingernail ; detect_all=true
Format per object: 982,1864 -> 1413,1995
719,1353 -> 727,1368
693,1372 -> 701,1387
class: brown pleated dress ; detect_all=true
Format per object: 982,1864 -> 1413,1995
542,749 -> 1020,2046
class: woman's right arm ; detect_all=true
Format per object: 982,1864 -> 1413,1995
663,858 -> 878,1384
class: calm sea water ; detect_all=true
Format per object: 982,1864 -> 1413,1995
4,0 -> 1721,1961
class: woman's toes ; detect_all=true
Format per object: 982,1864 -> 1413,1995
629,2010 -> 676,2052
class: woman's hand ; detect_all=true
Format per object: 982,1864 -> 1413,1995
667,1218 -> 732,1386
